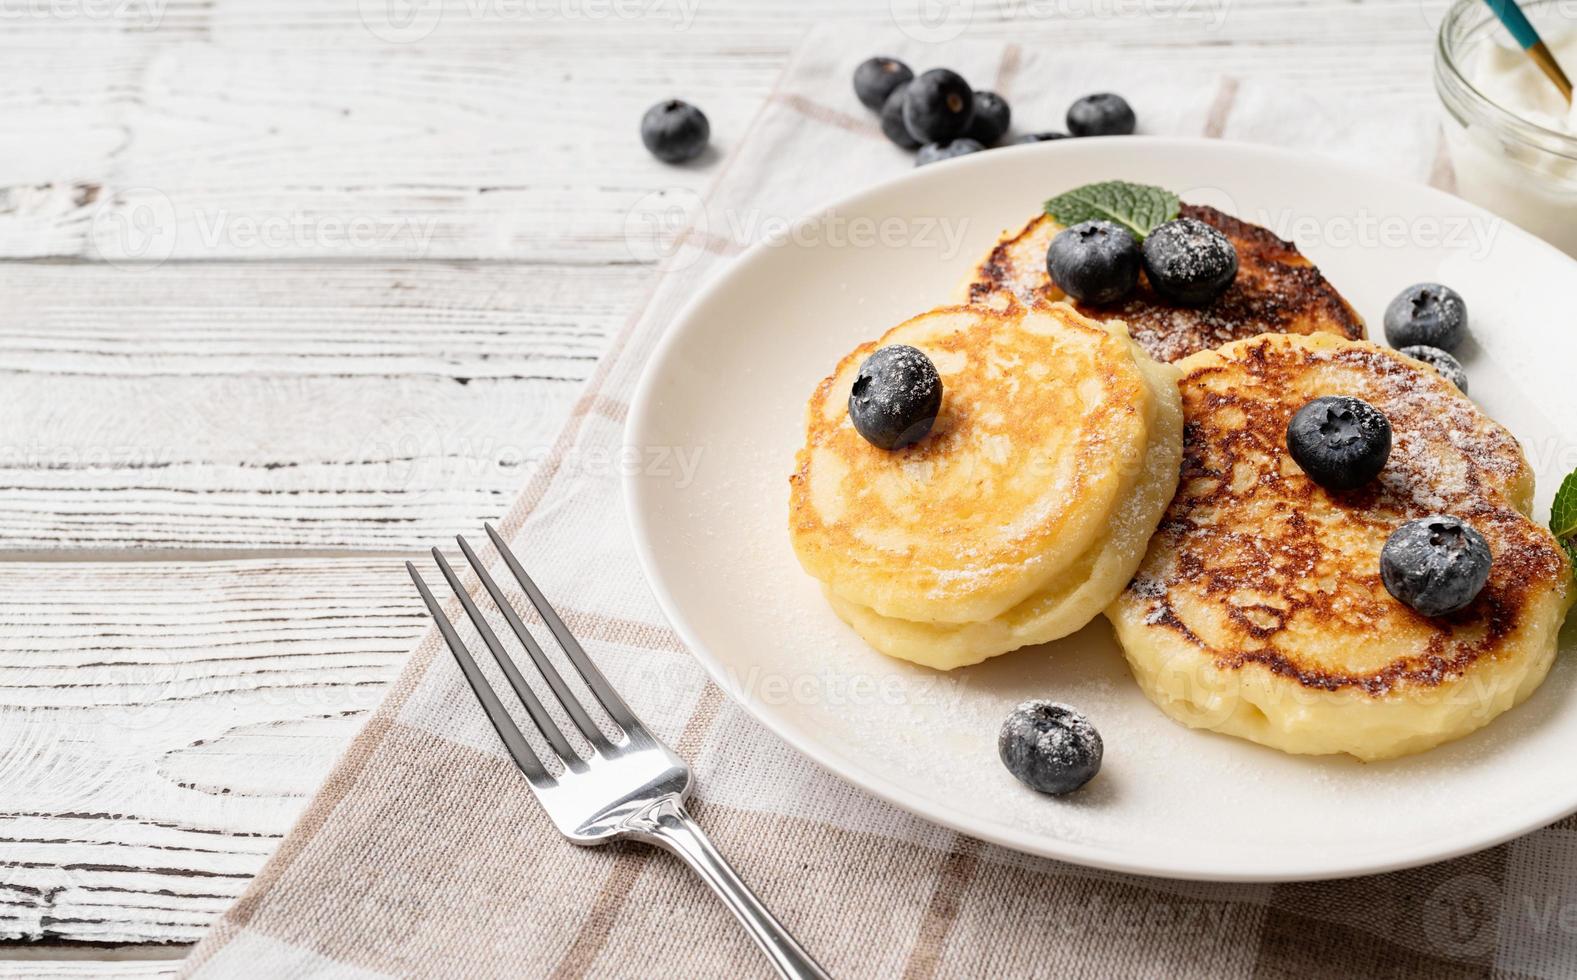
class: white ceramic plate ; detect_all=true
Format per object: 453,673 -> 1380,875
623,137 -> 1577,881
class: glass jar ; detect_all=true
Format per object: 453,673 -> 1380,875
1436,0 -> 1577,255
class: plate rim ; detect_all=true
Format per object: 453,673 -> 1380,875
621,135 -> 1577,881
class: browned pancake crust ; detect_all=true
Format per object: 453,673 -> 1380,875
1130,335 -> 1565,696
968,204 -> 1366,363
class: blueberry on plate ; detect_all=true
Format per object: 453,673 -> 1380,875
1046,220 -> 1141,305
1015,131 -> 1070,143
903,68 -> 974,143
1399,344 -> 1468,393
915,138 -> 984,167
1380,516 -> 1492,617
1141,217 -> 1238,307
1066,93 -> 1135,137
1286,395 -> 1392,491
640,100 -> 709,164
853,56 -> 913,111
849,345 -> 943,450
1384,283 -> 1467,351
998,700 -> 1102,796
966,91 -> 1011,145
880,84 -> 921,150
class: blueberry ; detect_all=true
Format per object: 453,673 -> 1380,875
1286,395 -> 1392,491
966,91 -> 1011,145
640,100 -> 709,164
1046,220 -> 1141,305
1399,345 -> 1468,393
1384,283 -> 1467,351
998,700 -> 1102,796
854,56 -> 913,111
1015,131 -> 1071,143
1066,93 -> 1135,137
849,345 -> 943,450
1380,516 -> 1492,617
1141,217 -> 1238,307
915,138 -> 984,167
903,68 -> 974,144
880,84 -> 921,150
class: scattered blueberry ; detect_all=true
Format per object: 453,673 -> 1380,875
903,68 -> 975,144
854,56 -> 914,111
1141,217 -> 1239,307
1286,395 -> 1392,491
1384,283 -> 1467,351
998,700 -> 1103,796
880,84 -> 922,150
1046,220 -> 1141,305
1380,516 -> 1493,617
640,100 -> 709,164
849,345 -> 943,450
966,91 -> 1011,145
1015,131 -> 1071,143
1400,345 -> 1469,393
915,138 -> 985,167
1066,93 -> 1136,137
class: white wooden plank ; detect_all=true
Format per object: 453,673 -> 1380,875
0,964 -> 180,979
0,558 -> 427,944
0,42 -> 773,263
0,0 -> 1446,46
0,0 -> 1446,262
0,261 -> 640,552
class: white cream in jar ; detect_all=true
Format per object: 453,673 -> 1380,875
1442,31 -> 1577,254
1473,34 -> 1577,132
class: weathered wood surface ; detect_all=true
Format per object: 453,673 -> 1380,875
0,262 -> 638,554
0,0 -> 1440,265
0,962 -> 179,978
1,559 -> 425,946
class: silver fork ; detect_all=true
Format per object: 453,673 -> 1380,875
407,524 -> 830,980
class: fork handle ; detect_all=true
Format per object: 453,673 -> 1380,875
632,798 -> 832,980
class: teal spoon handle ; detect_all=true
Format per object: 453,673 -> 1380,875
1485,0 -> 1543,49
1481,0 -> 1573,101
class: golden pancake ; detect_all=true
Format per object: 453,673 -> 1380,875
823,346 -> 1181,669
1106,332 -> 1573,761
789,303 -> 1163,628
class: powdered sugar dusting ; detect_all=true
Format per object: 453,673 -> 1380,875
1118,334 -> 1561,697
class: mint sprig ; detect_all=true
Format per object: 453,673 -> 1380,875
1552,469 -> 1577,573
1043,180 -> 1180,242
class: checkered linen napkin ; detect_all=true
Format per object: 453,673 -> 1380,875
179,26 -> 1577,980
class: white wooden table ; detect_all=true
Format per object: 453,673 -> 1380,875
0,0 -> 1449,972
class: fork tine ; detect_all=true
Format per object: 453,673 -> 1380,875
484,523 -> 642,734
456,534 -> 613,751
406,562 -> 550,784
430,548 -> 583,769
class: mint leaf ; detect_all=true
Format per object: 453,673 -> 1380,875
1553,469 -> 1577,572
1043,181 -> 1181,242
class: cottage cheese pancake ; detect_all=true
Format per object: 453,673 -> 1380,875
1107,333 -> 1574,761
824,348 -> 1182,669
964,204 -> 1366,363
789,303 -> 1164,628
